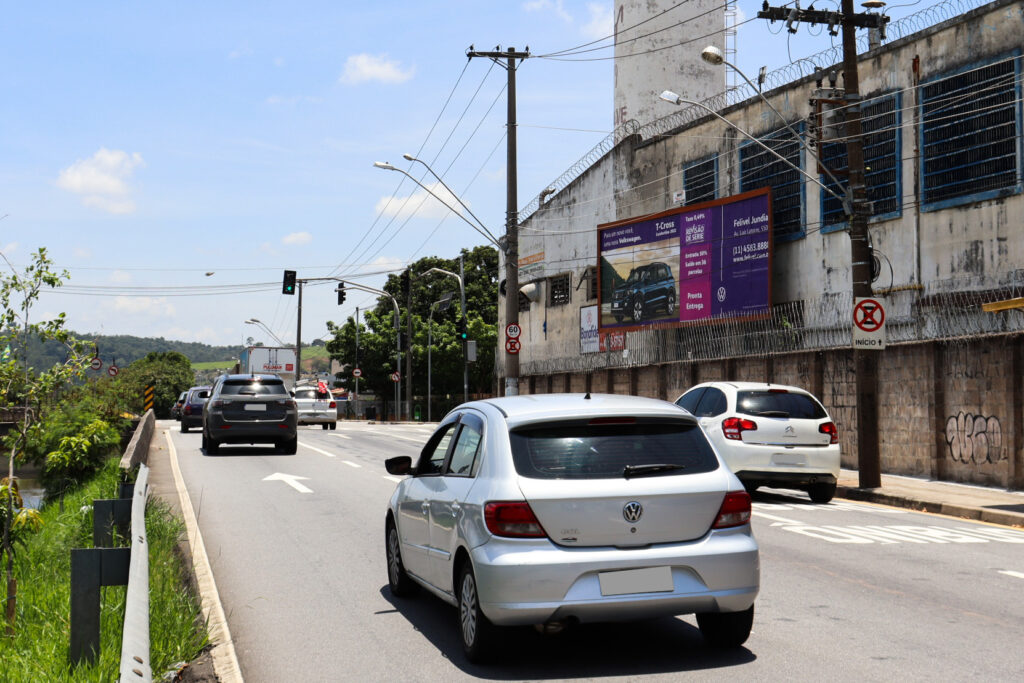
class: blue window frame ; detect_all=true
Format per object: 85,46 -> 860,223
740,124 -> 805,242
820,93 -> 902,232
920,53 -> 1022,211
683,156 -> 717,206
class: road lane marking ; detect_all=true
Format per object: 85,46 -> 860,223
164,431 -> 243,683
383,475 -> 402,483
342,460 -> 362,468
331,433 -> 352,440
998,570 -> 1024,579
300,442 -> 337,457
263,472 -> 313,494
752,511 -> 806,526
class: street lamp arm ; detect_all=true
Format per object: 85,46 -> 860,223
658,91 -> 848,206
401,154 -> 501,246
244,319 -> 288,346
373,162 -> 505,252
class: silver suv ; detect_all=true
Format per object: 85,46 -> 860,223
202,374 -> 298,455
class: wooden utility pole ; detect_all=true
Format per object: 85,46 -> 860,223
758,2 -> 889,487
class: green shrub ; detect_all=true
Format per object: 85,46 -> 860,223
39,417 -> 122,498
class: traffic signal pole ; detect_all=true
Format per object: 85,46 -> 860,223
296,281 -> 303,384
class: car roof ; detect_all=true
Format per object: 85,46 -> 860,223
690,381 -> 812,395
219,373 -> 283,382
467,393 -> 693,426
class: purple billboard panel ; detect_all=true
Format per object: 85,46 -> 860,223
598,188 -> 771,330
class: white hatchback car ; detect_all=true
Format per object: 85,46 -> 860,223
674,382 -> 840,503
384,393 -> 759,663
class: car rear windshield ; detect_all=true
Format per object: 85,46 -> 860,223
509,419 -> 718,480
294,389 -> 330,400
736,390 -> 827,419
219,380 -> 287,396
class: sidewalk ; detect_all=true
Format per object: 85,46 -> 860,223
837,468 -> 1024,528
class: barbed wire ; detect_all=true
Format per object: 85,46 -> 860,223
505,271 -> 1024,376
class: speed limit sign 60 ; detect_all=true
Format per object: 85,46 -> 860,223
505,323 -> 521,339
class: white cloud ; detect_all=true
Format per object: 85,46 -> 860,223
374,183 -> 469,222
56,148 -> 144,214
1,242 -> 17,256
524,0 -> 572,22
109,270 -> 132,283
73,247 -> 92,260
259,242 -> 278,257
582,3 -> 613,40
113,296 -> 175,317
339,54 -> 414,85
282,231 -> 312,246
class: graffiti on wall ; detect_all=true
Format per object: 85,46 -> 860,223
945,412 -> 1005,464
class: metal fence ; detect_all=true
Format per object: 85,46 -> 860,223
511,273 -> 1024,377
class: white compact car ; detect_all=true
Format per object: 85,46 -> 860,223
384,393 -> 759,663
674,382 -> 841,502
291,385 -> 337,429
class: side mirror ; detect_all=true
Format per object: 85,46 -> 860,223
385,456 -> 413,476
290,391 -> 295,397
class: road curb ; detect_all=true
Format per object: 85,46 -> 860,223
837,485 -> 1024,528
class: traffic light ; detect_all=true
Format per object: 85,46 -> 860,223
459,317 -> 468,341
282,270 -> 297,295
337,282 -> 346,305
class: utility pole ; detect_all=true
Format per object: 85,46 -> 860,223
758,1 -> 888,488
405,269 -> 412,420
467,46 -> 530,396
296,281 -> 303,385
354,306 -> 360,400
460,254 -> 468,403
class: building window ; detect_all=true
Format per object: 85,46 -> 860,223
548,273 -> 571,307
683,156 -> 717,205
820,94 -> 902,231
920,54 -> 1022,211
740,124 -> 805,241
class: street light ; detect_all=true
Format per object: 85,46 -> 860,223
699,45 -> 850,212
372,161 -> 504,251
401,154 -> 500,247
658,91 -> 847,205
417,265 -> 468,403
427,293 -> 454,422
244,318 -> 288,347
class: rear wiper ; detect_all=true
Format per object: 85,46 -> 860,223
750,410 -> 789,417
623,463 -> 686,479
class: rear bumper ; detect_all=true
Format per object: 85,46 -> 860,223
206,414 -> 297,444
716,441 -> 841,482
471,527 -> 759,626
298,412 -> 336,425
736,470 -> 837,488
182,413 -> 203,428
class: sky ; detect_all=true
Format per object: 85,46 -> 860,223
1,0 -> 940,350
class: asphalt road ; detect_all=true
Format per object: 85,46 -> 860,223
165,421 -> 1024,682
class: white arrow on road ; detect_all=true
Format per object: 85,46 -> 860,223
263,472 -> 313,494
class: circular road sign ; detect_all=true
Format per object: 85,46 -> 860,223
107,365 -> 119,377
505,323 -> 522,339
391,371 -> 401,382
353,368 -> 362,378
89,357 -> 102,371
853,298 -> 885,333
505,338 -> 521,355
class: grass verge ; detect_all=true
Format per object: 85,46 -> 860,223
0,457 -> 209,681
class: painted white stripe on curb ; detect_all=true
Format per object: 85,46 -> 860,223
166,431 -> 243,683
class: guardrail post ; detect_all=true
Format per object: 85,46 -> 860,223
69,547 -> 130,665
93,498 -> 132,548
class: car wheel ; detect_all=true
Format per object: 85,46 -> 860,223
205,434 -> 219,455
696,605 -> 754,647
743,482 -> 759,495
632,299 -> 644,322
279,435 -> 297,455
458,563 -> 496,663
666,291 -> 676,316
808,482 -> 836,504
181,423 -> 188,433
322,423 -> 329,430
329,422 -> 337,430
385,520 -> 417,597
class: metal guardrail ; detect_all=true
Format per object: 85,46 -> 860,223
69,409 -> 154,682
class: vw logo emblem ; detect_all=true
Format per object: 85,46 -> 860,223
623,501 -> 643,522
717,286 -> 727,302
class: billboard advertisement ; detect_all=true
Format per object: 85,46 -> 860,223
598,188 -> 771,329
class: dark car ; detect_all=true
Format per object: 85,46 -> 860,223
201,374 -> 298,455
180,385 -> 211,433
610,262 -> 676,323
171,391 -> 187,420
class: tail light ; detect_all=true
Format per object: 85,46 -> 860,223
722,416 -> 757,440
484,502 -> 547,538
329,401 -> 336,409
819,421 -> 839,444
183,406 -> 191,415
712,491 -> 752,529
211,399 -> 227,408
276,399 -> 296,409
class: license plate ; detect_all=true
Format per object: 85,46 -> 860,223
598,566 -> 673,596
244,403 -> 267,412
771,452 -> 806,466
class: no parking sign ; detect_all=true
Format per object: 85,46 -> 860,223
852,297 -> 886,350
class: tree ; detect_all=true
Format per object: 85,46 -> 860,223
0,247 -> 87,633
325,246 -> 499,402
116,351 -> 195,418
